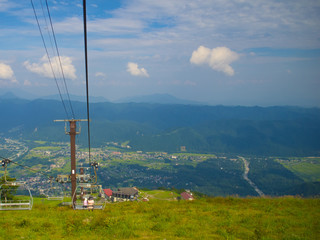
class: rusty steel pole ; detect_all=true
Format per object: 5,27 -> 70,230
54,119 -> 87,207
69,120 -> 77,205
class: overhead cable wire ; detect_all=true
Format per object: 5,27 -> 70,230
45,0 -> 75,119
39,0 -> 74,117
40,0 -> 75,119
82,0 -> 92,173
31,0 -> 70,119
1,156 -> 55,180
39,0 -> 56,69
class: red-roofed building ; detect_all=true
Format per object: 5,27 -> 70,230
103,189 -> 113,198
181,192 -> 194,201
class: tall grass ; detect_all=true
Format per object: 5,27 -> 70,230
0,196 -> 319,239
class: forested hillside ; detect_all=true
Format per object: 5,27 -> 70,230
1,98 -> 320,156
1,98 -> 319,156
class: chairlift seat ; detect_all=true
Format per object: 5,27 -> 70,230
0,181 -> 33,211
0,200 -> 32,210
71,184 -> 106,210
73,203 -> 104,210
46,181 -> 65,201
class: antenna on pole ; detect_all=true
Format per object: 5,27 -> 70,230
54,119 -> 87,206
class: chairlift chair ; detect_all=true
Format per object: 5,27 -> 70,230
0,181 -> 33,211
46,178 -> 64,201
72,183 -> 106,210
57,174 -> 70,183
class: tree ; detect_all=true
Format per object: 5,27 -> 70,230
0,176 -> 17,202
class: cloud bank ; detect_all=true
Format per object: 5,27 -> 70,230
127,62 -> 149,77
190,46 -> 239,76
24,56 -> 77,80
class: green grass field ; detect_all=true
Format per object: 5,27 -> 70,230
0,196 -> 319,239
277,157 -> 320,182
140,190 -> 179,200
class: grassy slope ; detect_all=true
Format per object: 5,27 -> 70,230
277,157 -> 320,182
0,197 -> 319,240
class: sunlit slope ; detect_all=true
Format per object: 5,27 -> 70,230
0,196 -> 319,239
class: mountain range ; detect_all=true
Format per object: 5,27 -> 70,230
0,91 -> 200,105
116,93 -> 204,105
1,96 -> 319,156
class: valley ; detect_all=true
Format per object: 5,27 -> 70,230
1,137 -> 319,197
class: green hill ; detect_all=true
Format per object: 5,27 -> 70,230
0,196 -> 319,239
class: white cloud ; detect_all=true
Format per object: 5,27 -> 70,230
24,55 -> 77,80
190,46 -> 239,76
0,62 -> 17,84
127,62 -> 149,77
0,62 -> 14,79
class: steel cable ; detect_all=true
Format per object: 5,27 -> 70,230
31,0 -> 70,119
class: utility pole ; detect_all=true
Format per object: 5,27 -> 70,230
54,119 -> 87,206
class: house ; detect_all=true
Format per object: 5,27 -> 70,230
112,187 -> 139,202
181,192 -> 194,201
103,188 -> 113,199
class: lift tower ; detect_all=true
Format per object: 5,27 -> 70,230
54,119 -> 87,206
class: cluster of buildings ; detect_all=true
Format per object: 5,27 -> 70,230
2,138 -> 197,202
102,187 -> 194,202
103,187 -> 139,202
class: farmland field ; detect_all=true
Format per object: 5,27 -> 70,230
277,157 -> 320,182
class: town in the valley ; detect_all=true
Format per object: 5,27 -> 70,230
0,137 -> 201,202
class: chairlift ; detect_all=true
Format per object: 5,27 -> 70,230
0,158 -> 33,210
57,172 -> 92,184
72,183 -> 106,210
59,163 -> 100,208
0,181 -> 33,211
77,173 -> 91,183
57,174 -> 70,183
77,162 -> 98,184
46,178 -> 64,201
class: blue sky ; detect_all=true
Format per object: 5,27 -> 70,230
0,0 -> 320,106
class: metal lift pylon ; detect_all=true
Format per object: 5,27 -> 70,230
54,119 -> 88,207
